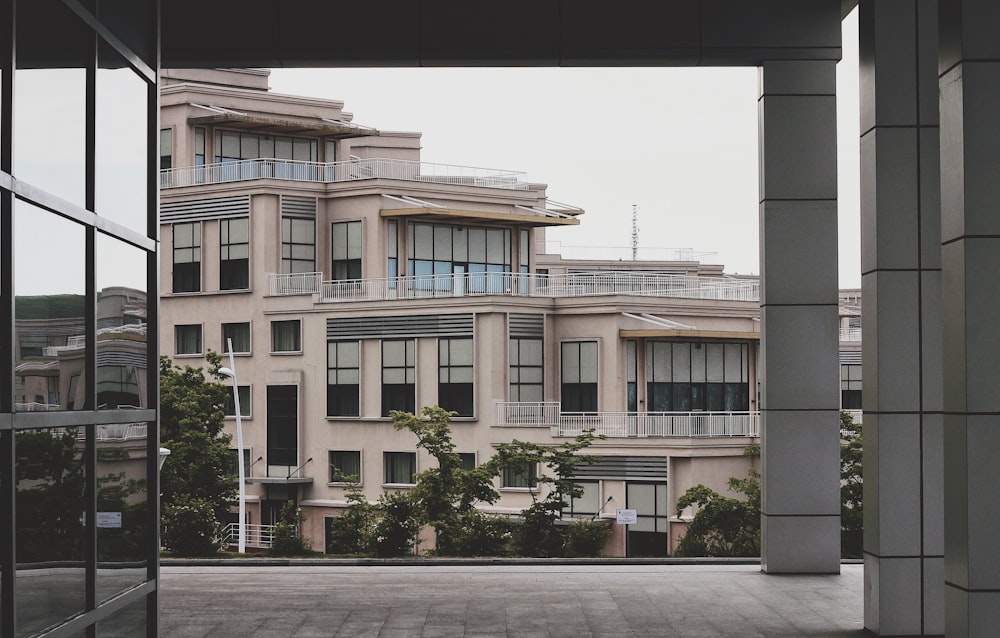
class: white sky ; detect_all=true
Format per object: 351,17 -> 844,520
269,9 -> 861,288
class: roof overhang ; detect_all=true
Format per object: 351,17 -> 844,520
619,329 -> 761,340
380,206 -> 580,227
188,112 -> 377,138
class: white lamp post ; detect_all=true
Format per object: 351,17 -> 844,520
218,338 -> 246,554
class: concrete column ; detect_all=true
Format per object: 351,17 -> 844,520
859,1 -> 944,635
758,59 -> 841,574
939,2 -> 1000,635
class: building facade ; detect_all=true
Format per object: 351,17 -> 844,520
158,69 -> 763,557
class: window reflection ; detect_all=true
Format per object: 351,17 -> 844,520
96,41 -> 148,232
13,202 -> 85,412
96,234 -> 148,410
15,427 -> 87,637
96,422 -> 149,603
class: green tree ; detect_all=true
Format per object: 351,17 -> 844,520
269,500 -> 312,556
159,352 -> 236,554
485,430 -> 602,557
673,467 -> 761,557
325,476 -> 377,555
840,411 -> 863,558
391,406 -> 499,555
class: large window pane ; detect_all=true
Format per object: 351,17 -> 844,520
96,41 -> 147,232
14,1 -> 88,207
96,597 -> 147,638
14,203 -> 86,412
383,451 -> 415,485
328,341 -> 360,417
329,450 -> 361,483
96,422 -> 149,603
271,320 -> 301,353
220,218 -> 250,290
96,234 -> 148,410
16,427 -> 87,637
223,322 -> 251,354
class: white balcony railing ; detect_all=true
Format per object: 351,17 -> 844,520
495,402 -> 760,438
268,271 -> 760,303
222,523 -> 276,549
160,157 -> 530,191
840,327 -> 862,342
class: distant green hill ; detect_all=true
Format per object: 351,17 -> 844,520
15,295 -> 86,320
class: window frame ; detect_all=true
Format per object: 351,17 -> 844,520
224,384 -> 252,419
438,337 -> 474,417
281,216 -> 316,275
328,450 -> 363,485
331,220 -> 363,281
222,321 -> 252,355
502,460 -> 538,490
175,323 -> 203,356
172,221 -> 202,293
383,451 -> 417,486
510,336 -> 544,403
327,340 -> 361,418
219,217 -> 250,291
560,340 -> 599,412
270,319 -> 302,354
381,339 -> 415,417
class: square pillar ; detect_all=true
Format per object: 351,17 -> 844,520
859,1 -> 944,635
758,59 -> 841,574
939,2 -> 1000,634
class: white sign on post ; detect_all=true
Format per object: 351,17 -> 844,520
616,508 -> 638,525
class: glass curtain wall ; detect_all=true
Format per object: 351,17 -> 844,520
2,1 -> 160,636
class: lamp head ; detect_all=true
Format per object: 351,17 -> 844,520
218,367 -> 236,378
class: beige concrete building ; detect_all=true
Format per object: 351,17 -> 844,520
158,68 -> 764,557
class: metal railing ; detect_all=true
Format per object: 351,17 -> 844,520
495,402 -> 759,438
223,523 -> 276,549
160,157 -> 530,191
843,409 -> 863,425
268,271 -> 322,296
839,327 -> 862,342
268,271 -> 760,302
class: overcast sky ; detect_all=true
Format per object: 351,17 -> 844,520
269,9 -> 861,288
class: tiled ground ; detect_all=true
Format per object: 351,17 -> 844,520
160,563 -> 864,637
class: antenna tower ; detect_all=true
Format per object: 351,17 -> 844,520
631,204 -> 639,260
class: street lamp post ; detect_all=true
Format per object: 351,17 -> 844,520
218,338 -> 246,554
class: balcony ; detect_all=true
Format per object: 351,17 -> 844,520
839,327 -> 862,342
160,157 -> 530,191
268,271 -> 760,303
494,402 -> 759,438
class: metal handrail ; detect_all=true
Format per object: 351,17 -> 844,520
268,271 -> 760,302
160,157 -> 530,191
223,523 -> 276,549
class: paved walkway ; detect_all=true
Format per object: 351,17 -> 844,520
160,563 -> 864,637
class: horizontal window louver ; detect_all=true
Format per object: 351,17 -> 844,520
97,352 -> 148,368
281,195 -> 317,218
327,314 -> 474,340
571,456 -> 668,481
509,313 -> 543,338
161,195 -> 250,223
839,351 -> 862,365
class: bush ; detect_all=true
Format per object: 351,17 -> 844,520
563,519 -> 612,557
325,482 -> 376,555
161,496 -> 223,557
513,503 -> 565,557
269,501 -> 311,556
371,491 -> 420,558
450,511 -> 514,557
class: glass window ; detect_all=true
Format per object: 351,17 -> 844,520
329,450 -> 362,483
281,217 -> 315,274
387,220 -> 398,279
459,453 -> 477,471
561,341 -> 598,412
328,341 -> 360,417
16,427 -> 87,635
172,222 -> 201,293
503,461 -> 537,488
646,342 -> 749,413
841,364 -> 862,410
222,322 -> 251,354
271,320 -> 301,353
96,423 -> 149,602
384,452 -> 416,485
382,339 -> 415,416
266,385 -> 298,477
331,220 -> 362,280
175,324 -> 202,355
220,217 -> 250,290
224,385 -> 251,418
14,203 -> 86,412
566,480 -> 601,518
160,128 -> 173,170
439,338 -> 473,416
96,41 -> 147,232
510,337 -> 543,403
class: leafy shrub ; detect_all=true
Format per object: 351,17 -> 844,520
325,481 -> 376,555
371,491 -> 420,558
563,519 -> 612,557
450,511 -> 513,557
513,502 -> 566,557
161,496 -> 223,557
269,500 -> 311,556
